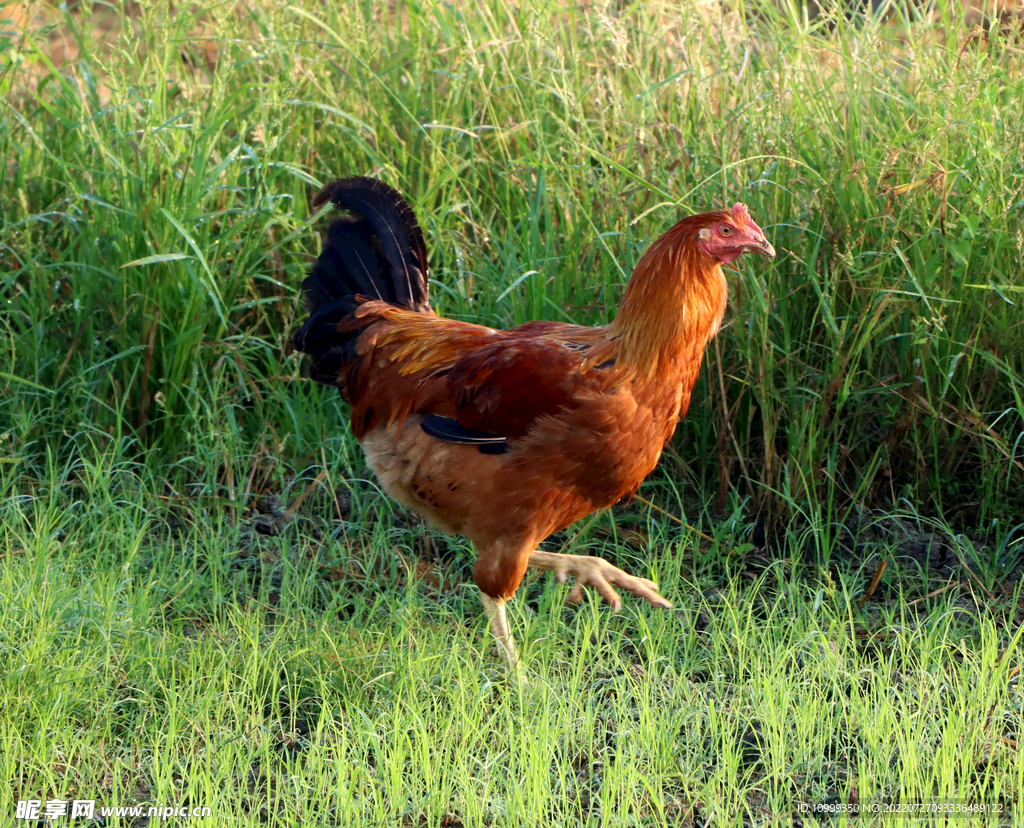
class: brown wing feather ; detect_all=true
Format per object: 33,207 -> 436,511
340,303 -> 494,438
446,339 -> 603,438
342,304 -> 617,443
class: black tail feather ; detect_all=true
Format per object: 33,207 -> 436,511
294,177 -> 432,385
310,176 -> 430,312
305,216 -> 383,306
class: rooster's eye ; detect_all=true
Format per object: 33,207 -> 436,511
720,225 -> 733,236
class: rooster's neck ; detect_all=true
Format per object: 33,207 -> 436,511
610,222 -> 728,387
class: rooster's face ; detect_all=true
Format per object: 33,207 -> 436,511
697,203 -> 775,264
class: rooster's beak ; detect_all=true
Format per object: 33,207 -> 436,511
748,238 -> 775,258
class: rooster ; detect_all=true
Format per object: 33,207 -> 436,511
293,177 -> 774,672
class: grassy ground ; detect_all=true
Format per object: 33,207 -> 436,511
2,0 -> 1023,824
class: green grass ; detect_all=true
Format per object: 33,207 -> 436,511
3,446 -> 1022,825
2,0 -> 1023,824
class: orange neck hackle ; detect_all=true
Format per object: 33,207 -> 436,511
610,213 -> 730,382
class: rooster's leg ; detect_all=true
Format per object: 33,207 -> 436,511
528,551 -> 672,610
479,593 -> 522,674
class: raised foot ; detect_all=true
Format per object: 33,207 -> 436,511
527,551 -> 672,611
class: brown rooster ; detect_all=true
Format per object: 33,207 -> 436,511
294,177 -> 774,671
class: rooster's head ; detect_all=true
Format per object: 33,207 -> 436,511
696,203 -> 775,264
